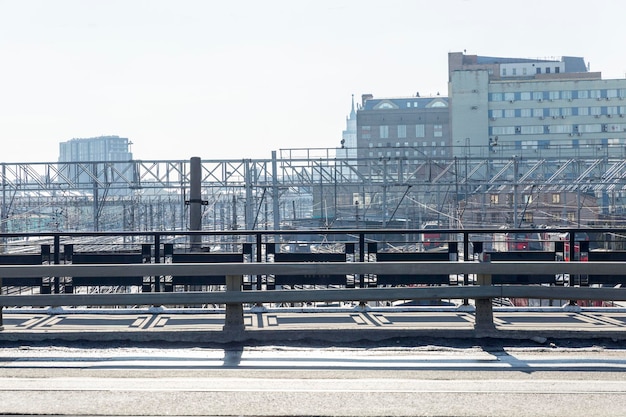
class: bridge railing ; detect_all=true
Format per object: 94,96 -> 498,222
1,260 -> 626,333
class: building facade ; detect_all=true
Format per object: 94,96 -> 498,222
59,135 -> 133,162
58,135 -> 134,196
356,94 -> 451,161
448,52 -> 626,158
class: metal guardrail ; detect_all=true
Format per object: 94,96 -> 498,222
2,261 -> 626,333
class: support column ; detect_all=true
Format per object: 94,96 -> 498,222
474,252 -> 495,333
189,157 -> 203,251
223,274 -> 245,333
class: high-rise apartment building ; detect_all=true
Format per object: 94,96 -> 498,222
58,135 -> 134,196
59,135 -> 133,162
448,52 -> 626,158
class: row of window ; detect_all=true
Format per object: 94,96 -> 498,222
494,138 -> 625,150
490,193 -> 562,205
491,89 -> 626,102
368,149 -> 447,158
475,211 -> 576,225
491,106 -> 626,118
361,124 -> 444,139
491,123 -> 625,136
369,141 -> 447,148
501,66 -> 562,77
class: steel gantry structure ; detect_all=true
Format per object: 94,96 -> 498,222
2,148 -> 626,234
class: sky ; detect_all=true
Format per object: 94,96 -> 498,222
1,0 -> 625,163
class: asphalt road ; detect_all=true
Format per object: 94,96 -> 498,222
1,342 -> 625,416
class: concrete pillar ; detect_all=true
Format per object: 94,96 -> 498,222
223,274 -> 244,332
475,253 -> 495,332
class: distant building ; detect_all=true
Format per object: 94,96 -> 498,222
58,135 -> 134,196
356,94 -> 451,161
448,52 -> 626,158
59,135 -> 133,162
339,94 -> 358,159
461,186 -> 600,228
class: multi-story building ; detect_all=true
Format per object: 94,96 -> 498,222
356,94 -> 451,161
448,52 -> 626,158
58,135 -> 134,197
59,135 -> 133,162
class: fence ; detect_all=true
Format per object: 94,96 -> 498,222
2,227 -> 626,335
2,260 -> 626,333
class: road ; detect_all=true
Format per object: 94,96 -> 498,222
1,343 -> 625,416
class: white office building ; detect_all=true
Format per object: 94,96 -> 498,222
448,52 -> 626,158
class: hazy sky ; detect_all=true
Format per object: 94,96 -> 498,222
1,0 -> 625,162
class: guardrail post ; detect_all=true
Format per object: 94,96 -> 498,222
223,274 -> 245,333
474,251 -> 495,333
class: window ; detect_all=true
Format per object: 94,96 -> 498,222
578,90 -> 589,99
521,108 -> 532,117
533,91 -> 543,100
520,125 -> 543,134
504,92 -> 515,102
523,195 -> 533,204
578,107 -> 589,116
545,67 -> 551,74
504,109 -> 515,118
520,92 -> 531,101
521,141 -> 538,150
562,90 -> 572,100
552,194 -> 561,204
433,125 -> 443,137
492,126 -> 516,135
397,125 -> 406,138
590,90 -> 602,99
567,212 -> 576,222
551,125 -> 571,134
492,109 -> 503,118
380,125 -> 389,139
549,91 -> 560,100
490,194 -> 499,205
415,124 -> 425,138
536,67 -> 541,74
533,108 -> 543,118
491,93 -> 503,101
502,68 -> 507,76
523,212 -> 534,223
